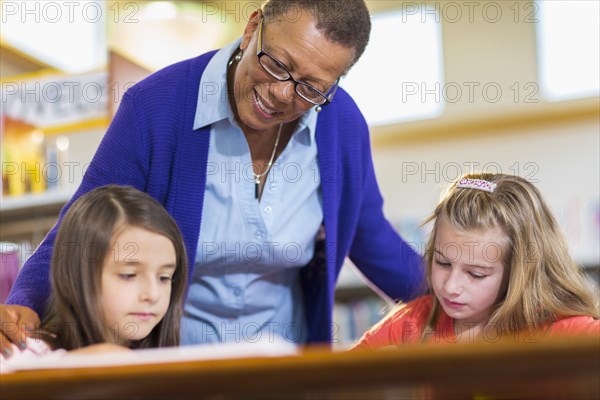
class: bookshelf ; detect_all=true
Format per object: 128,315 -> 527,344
0,193 -> 67,262
333,261 -> 391,348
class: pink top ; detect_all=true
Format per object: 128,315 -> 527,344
352,295 -> 600,350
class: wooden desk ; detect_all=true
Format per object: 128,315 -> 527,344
1,336 -> 598,399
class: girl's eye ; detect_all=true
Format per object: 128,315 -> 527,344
434,259 -> 451,267
159,276 -> 173,283
469,272 -> 487,280
118,274 -> 136,280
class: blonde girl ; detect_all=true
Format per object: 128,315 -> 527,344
353,173 -> 598,348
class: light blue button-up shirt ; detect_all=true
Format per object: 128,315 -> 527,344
181,40 -> 323,345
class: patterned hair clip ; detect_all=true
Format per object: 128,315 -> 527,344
456,178 -> 497,193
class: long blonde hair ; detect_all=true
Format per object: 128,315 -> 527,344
422,173 -> 598,339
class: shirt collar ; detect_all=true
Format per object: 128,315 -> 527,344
193,38 -> 318,145
193,38 -> 240,130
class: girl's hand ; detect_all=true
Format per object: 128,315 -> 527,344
0,305 -> 40,358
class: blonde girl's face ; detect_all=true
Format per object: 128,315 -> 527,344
100,225 -> 176,345
431,218 -> 507,334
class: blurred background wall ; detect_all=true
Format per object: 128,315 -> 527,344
1,0 -> 598,345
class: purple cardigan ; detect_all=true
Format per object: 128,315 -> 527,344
8,50 -> 424,343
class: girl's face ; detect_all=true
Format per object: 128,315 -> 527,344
100,225 -> 176,344
431,218 -> 507,333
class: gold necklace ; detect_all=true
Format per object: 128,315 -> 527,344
254,123 -> 282,200
227,48 -> 282,200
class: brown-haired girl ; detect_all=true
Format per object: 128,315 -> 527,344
1,185 -> 187,363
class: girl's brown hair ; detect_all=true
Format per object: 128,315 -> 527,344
422,173 -> 598,340
40,185 -> 188,350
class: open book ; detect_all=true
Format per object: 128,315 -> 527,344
0,337 -> 298,373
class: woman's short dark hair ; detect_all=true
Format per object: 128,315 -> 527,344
262,0 -> 371,70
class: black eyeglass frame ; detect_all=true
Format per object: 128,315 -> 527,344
256,19 -> 339,106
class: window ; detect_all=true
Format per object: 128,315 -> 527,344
340,7 -> 444,126
1,0 -> 107,73
536,0 -> 600,101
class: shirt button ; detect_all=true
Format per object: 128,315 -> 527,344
269,183 -> 277,190
233,288 -> 242,297
264,206 -> 272,213
254,231 -> 264,240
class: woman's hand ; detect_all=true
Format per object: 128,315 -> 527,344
0,305 -> 40,358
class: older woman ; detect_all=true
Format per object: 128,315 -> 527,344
2,0 -> 423,351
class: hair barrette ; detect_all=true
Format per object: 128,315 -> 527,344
456,178 -> 497,193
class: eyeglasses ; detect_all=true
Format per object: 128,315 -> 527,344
256,20 -> 339,106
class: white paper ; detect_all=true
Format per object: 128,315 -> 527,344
1,338 -> 298,373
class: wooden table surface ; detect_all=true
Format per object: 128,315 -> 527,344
1,335 -> 598,399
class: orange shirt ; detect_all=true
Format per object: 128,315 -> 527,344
352,295 -> 599,350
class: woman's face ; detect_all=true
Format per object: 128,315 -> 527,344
231,10 -> 353,132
